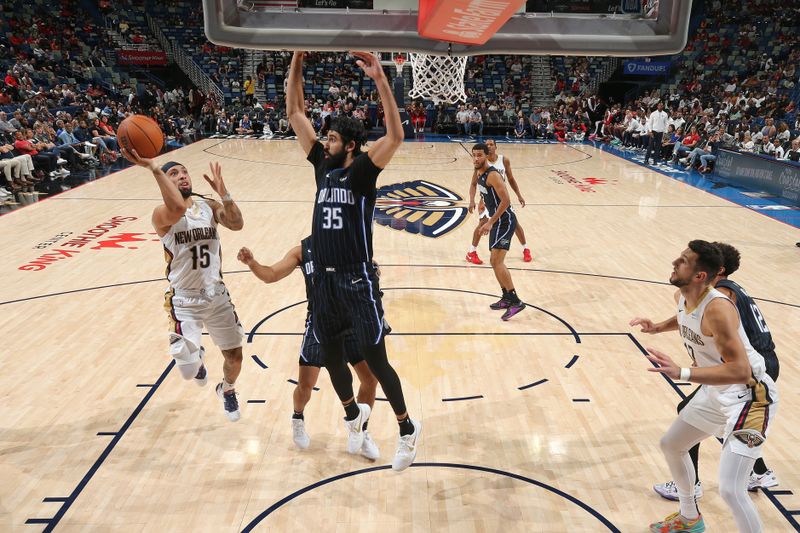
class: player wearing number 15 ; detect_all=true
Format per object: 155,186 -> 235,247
122,147 -> 246,422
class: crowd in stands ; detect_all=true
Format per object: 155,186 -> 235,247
3,0 -> 800,206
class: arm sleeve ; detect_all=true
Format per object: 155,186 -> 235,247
351,152 -> 383,193
306,140 -> 325,168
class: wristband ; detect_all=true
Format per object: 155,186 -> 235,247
679,367 -> 691,382
220,193 -> 233,202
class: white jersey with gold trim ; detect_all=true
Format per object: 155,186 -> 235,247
677,287 -> 767,394
161,199 -> 223,290
488,153 -> 506,179
480,153 -> 511,219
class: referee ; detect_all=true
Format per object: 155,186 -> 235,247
286,51 -> 421,472
644,101 -> 669,165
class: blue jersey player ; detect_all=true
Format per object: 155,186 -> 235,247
472,143 -> 526,320
287,51 -> 420,471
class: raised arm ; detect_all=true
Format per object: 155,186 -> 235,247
286,52 -> 318,156
352,51 -> 403,169
503,156 -> 525,207
237,245 -> 302,284
203,162 -> 243,231
122,147 -> 186,235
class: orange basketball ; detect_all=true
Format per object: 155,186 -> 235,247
118,115 -> 164,159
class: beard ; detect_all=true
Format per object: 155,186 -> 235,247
325,149 -> 347,168
180,187 -> 192,199
669,272 -> 689,287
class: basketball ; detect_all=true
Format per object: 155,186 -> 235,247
117,115 -> 164,159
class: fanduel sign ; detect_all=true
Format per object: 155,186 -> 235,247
624,61 -> 671,75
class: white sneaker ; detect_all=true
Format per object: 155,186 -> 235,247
748,470 -> 778,491
344,403 -> 371,454
653,480 -> 703,501
292,418 -> 310,449
392,418 -> 421,472
360,430 -> 380,460
215,382 -> 241,422
57,158 -> 68,165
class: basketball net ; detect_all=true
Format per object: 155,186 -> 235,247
407,53 -> 467,105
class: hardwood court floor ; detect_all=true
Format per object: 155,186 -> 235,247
1,139 -> 798,532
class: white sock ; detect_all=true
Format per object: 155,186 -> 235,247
222,379 -> 235,392
469,246 -> 477,253
521,242 -> 528,250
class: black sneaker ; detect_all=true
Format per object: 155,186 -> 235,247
490,298 -> 511,310
194,347 -> 207,387
501,302 -> 526,321
215,382 -> 241,422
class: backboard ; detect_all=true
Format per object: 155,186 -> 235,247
203,0 -> 693,57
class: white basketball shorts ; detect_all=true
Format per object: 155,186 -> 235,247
163,284 -> 244,365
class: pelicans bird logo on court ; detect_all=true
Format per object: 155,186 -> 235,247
375,180 -> 467,238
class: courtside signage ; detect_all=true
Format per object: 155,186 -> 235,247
624,60 -> 671,75
18,216 -> 160,271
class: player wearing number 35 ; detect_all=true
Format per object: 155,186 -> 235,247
122,147 -> 246,423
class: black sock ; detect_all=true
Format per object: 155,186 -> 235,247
689,443 -> 700,483
507,289 -> 520,303
753,457 -> 768,475
344,401 -> 360,421
398,416 -> 414,436
362,419 -> 369,431
292,411 -> 304,420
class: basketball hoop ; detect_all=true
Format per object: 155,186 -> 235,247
407,53 -> 468,105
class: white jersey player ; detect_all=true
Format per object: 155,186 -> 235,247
635,240 -> 778,533
467,139 -> 531,265
122,147 -> 245,422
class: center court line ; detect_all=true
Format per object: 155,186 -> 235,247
4,266 -> 796,309
46,196 -> 741,208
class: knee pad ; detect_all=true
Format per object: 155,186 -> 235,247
169,333 -> 203,380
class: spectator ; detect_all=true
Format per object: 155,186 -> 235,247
781,138 -> 800,162
514,112 -> 526,138
236,113 -> 254,135
468,106 -> 483,137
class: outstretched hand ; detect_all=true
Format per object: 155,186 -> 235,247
203,161 -> 228,197
237,247 -> 254,266
630,317 -> 658,333
351,51 -> 384,81
645,347 -> 680,380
